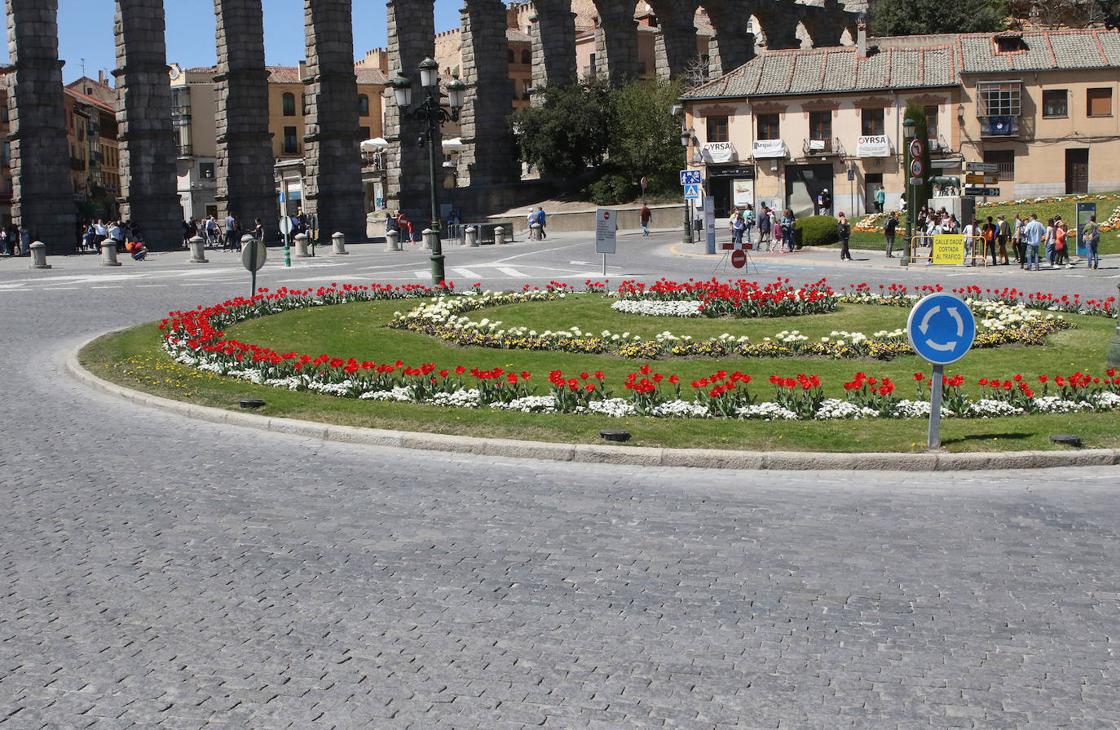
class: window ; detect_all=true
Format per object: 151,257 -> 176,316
756,113 -> 779,140
706,115 -> 729,143
199,162 -> 215,179
1043,89 -> 1068,118
283,126 -> 299,154
983,149 -> 1015,180
995,35 -> 1026,53
521,50 -> 531,65
978,81 -> 1021,117
358,94 -> 369,117
282,92 -> 296,117
860,108 -> 884,136
508,49 -> 515,64
808,110 -> 831,141
924,105 -> 939,141
359,126 -> 371,141
1087,88 -> 1112,118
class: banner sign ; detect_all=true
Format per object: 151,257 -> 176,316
702,141 -> 737,164
856,135 -> 891,158
752,139 -> 788,159
733,179 -> 753,207
931,234 -> 966,265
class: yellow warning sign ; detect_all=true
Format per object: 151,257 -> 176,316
931,234 -> 966,265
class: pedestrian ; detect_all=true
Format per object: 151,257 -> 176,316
639,203 -> 652,237
536,206 -> 547,239
730,209 -> 745,247
983,216 -> 997,266
223,211 -> 236,251
1054,218 -> 1070,268
996,214 -> 1010,265
759,206 -> 771,248
253,217 -> 264,243
1022,213 -> 1045,271
1083,215 -> 1101,270
780,209 -> 795,252
837,212 -> 852,261
742,204 -> 755,246
771,215 -> 784,252
963,218 -> 976,265
1012,214 -> 1024,268
0,227 -> 8,257
884,211 -> 898,257
874,186 -> 886,214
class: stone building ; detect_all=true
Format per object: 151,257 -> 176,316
680,27 -> 1120,218
63,84 -> 120,222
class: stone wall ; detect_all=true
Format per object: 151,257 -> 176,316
114,0 -> 182,250
458,0 -> 518,187
214,0 -> 277,242
5,0 -> 76,254
385,0 -> 438,225
592,0 -> 641,85
302,0 -> 365,242
529,0 -> 577,99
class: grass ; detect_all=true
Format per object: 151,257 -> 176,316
80,297 -> 1120,454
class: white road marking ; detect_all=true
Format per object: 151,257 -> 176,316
450,267 -> 483,279
496,266 -> 527,278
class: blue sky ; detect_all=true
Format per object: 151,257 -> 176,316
1,0 -> 466,83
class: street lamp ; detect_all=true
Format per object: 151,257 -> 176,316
680,127 -> 695,244
901,117 -> 915,267
388,59 -> 466,286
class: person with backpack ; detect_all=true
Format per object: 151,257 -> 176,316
1083,215 -> 1101,270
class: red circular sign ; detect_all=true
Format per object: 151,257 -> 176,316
731,249 -> 746,269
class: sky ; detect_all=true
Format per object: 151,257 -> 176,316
0,0 -> 467,83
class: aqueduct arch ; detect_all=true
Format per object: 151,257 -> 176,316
5,0 -> 859,253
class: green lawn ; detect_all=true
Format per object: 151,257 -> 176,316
80,296 -> 1120,453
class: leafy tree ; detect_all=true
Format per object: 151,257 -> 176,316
870,0 -> 1006,35
1006,0 -> 1119,26
603,78 -> 686,198
903,101 -> 932,215
511,80 -> 611,179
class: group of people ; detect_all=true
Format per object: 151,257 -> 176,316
0,225 -> 32,257
79,218 -> 148,260
183,213 -> 271,252
891,207 -> 1103,269
384,211 -> 418,242
725,204 -> 799,253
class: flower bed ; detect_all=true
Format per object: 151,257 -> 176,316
388,280 -> 1074,361
159,283 -> 1120,423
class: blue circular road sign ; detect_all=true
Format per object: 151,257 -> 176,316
906,293 -> 976,365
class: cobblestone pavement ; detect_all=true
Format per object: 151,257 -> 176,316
1,244 -> 1119,728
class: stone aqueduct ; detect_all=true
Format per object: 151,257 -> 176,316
4,0 -> 858,253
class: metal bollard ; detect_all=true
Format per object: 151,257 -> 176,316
422,228 -> 437,251
189,235 -> 209,264
100,238 -> 122,267
464,226 -> 479,248
293,233 -> 310,258
29,241 -> 51,270
385,230 -> 400,252
529,223 -> 542,241
495,227 -> 507,245
332,231 -> 349,255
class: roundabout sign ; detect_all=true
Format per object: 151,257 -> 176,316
907,294 -> 976,450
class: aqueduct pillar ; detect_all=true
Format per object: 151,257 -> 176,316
114,0 -> 182,249
458,0 -> 518,187
592,0 -> 641,85
649,0 -> 700,80
214,0 -> 277,242
302,0 -> 365,242
5,0 -> 77,254
529,0 -> 577,100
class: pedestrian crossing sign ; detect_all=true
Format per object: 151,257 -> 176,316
683,184 -> 702,200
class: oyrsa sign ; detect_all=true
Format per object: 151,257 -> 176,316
856,135 -> 891,158
702,141 -> 737,163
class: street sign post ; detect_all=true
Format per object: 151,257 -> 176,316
703,197 -> 716,255
241,237 -> 267,297
963,187 -> 1000,197
964,162 -> 1000,173
907,294 -> 977,450
679,169 -> 702,186
278,216 -> 293,268
731,249 -> 746,269
965,173 -> 999,185
683,183 -> 702,200
931,234 -> 966,265
595,208 -> 616,275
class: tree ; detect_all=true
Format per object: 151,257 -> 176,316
605,79 -> 686,197
1006,0 -> 1119,26
870,0 -> 1006,35
511,80 -> 611,179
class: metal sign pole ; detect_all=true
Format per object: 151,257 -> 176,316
928,364 -> 944,450
284,231 -> 291,268
602,253 -> 607,276
250,243 -> 258,298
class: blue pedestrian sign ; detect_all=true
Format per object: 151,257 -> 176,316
680,170 -> 702,186
683,183 -> 702,200
906,293 -> 976,365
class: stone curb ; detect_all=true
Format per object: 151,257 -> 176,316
65,347 -> 1120,472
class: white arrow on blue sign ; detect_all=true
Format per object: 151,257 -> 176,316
906,293 -> 976,365
683,183 -> 702,200
680,170 -> 702,186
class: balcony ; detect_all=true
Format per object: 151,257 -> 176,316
803,138 -> 844,158
979,116 -> 1019,138
176,144 -> 193,158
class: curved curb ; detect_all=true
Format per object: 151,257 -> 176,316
66,346 -> 1120,472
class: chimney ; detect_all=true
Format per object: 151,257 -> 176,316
298,60 -> 307,81
857,20 -> 868,58
98,69 -> 106,85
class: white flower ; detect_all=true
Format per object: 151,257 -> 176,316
428,389 -> 482,409
649,400 -> 710,418
814,399 -> 879,420
584,398 -> 637,418
359,386 -> 414,402
611,299 -> 704,318
736,403 -> 799,421
1094,391 -> 1120,408
490,395 -> 558,413
966,399 -> 1025,418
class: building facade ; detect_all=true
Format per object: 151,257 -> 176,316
681,28 -> 1120,220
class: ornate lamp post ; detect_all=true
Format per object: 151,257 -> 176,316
680,127 -> 695,244
388,58 -> 466,286
900,117 -> 915,267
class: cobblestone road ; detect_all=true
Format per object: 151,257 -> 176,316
1,242 -> 1119,728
